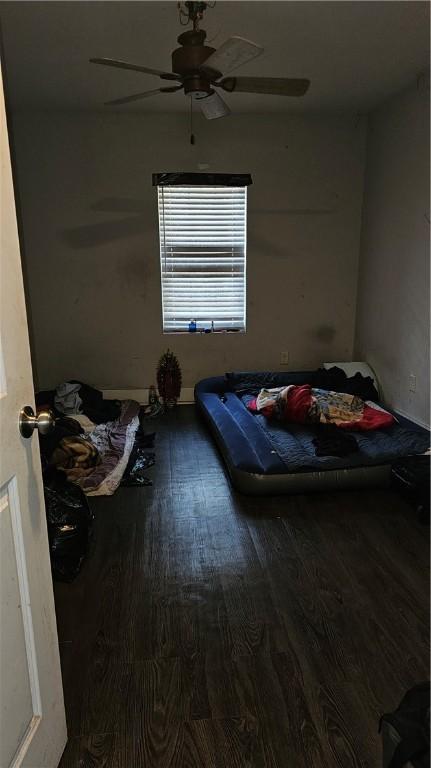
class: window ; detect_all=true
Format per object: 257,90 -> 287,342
158,184 -> 247,332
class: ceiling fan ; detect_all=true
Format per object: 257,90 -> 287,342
89,1 -> 310,119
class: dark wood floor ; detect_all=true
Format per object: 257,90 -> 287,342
56,405 -> 429,767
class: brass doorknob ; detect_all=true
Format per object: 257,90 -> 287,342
19,406 -> 55,439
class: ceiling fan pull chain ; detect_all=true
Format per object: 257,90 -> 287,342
190,95 -> 195,145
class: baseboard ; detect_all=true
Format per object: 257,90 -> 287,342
393,406 -> 430,431
102,387 -> 195,405
102,390 -> 430,429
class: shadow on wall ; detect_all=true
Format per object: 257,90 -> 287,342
60,197 -> 148,248
60,198 -> 336,251
248,207 -> 335,259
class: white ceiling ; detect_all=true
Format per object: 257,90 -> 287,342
1,1 -> 429,114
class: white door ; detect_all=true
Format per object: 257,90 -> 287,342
0,63 -> 67,767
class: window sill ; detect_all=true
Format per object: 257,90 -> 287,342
163,329 -> 246,335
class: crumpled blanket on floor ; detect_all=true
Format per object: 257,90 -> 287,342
71,400 -> 140,496
51,436 -> 101,481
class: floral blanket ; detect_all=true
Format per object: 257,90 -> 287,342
248,384 -> 395,431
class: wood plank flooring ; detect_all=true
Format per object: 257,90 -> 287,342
56,405 -> 430,767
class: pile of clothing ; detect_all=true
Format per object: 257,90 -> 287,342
37,381 -> 155,496
38,382 -> 157,581
53,381 -> 121,424
311,423 -> 360,457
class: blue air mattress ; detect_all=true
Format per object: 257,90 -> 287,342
194,371 -> 430,495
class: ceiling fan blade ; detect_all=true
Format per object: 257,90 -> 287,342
89,58 -> 180,81
104,85 -> 182,106
200,37 -> 263,77
219,76 -> 310,97
196,90 -> 231,120
62,216 -> 147,248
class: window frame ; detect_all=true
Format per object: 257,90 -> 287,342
157,184 -> 247,334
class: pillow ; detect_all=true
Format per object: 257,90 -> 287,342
225,370 -> 317,394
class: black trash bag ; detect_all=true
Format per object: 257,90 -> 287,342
380,682 -> 430,768
121,449 -> 155,486
392,455 -> 430,524
43,468 -> 94,582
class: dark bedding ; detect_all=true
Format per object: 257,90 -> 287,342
225,366 -> 380,401
195,370 -> 430,495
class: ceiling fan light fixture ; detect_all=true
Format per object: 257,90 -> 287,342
192,90 -> 210,99
196,90 -> 231,119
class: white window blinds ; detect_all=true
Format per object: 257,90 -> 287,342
158,185 -> 246,332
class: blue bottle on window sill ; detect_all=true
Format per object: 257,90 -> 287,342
188,319 -> 197,333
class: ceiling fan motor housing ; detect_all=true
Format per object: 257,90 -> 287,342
173,29 -> 221,97
183,75 -> 212,98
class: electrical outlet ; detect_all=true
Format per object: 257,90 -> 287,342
280,351 -> 289,366
409,374 -> 416,392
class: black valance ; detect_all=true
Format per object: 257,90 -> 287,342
153,172 -> 252,187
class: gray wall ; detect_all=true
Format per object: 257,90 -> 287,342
12,110 -> 366,390
354,82 -> 430,426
